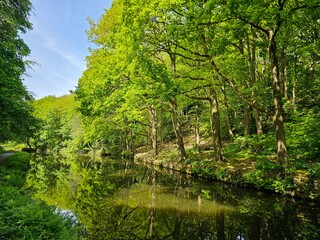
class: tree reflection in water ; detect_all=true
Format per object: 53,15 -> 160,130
27,155 -> 320,240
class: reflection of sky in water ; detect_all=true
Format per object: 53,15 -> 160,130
54,208 -> 78,225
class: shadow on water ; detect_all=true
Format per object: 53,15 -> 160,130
27,155 -> 320,240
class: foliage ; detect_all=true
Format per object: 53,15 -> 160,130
31,95 -> 80,152
243,160 -> 295,193
0,0 -> 37,143
37,110 -> 71,152
308,163 -> 320,179
5,152 -> 31,171
72,0 -> 320,166
0,153 -> 77,239
286,108 -> 320,159
0,187 -> 77,240
8,0 -> 318,201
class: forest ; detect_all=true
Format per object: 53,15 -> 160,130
76,0 -> 320,167
2,0 -> 320,197
1,0 -> 320,239
73,0 -> 320,196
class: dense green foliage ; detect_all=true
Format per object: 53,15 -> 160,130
0,153 -> 77,239
75,0 -> 320,166
2,0 -> 320,238
0,0 -> 37,143
31,95 -> 82,152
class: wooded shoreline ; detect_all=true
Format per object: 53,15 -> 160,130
135,151 -> 320,201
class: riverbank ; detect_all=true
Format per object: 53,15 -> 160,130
0,152 -> 77,239
135,137 -> 320,201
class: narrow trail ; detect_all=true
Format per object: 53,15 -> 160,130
0,152 -> 16,163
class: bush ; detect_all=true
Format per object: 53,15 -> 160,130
0,152 -> 77,239
308,163 -> 320,179
6,152 -> 31,171
0,186 -> 77,240
286,108 -> 320,159
227,134 -> 276,158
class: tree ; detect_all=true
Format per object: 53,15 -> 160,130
225,0 -> 320,165
0,0 -> 36,142
32,95 -> 80,152
74,0 -> 319,167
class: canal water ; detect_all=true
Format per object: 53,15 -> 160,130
27,155 -> 320,239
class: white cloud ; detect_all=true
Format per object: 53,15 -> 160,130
53,72 -> 78,86
36,30 -> 86,71
22,0 -> 112,99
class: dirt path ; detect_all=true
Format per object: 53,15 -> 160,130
0,152 -> 16,163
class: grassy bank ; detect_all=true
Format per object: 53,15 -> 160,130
0,152 -> 77,240
135,135 -> 320,201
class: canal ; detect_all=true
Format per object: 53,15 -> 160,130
27,155 -> 320,239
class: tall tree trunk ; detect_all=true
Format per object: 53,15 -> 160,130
120,133 -> 124,153
129,129 -> 135,159
221,83 -> 234,141
149,106 -> 158,157
244,103 -> 250,136
209,88 -> 223,162
195,97 -> 201,153
280,47 -> 289,100
169,52 -> 187,161
125,133 -> 130,151
247,29 -> 263,140
310,51 -> 316,89
254,109 -> 263,141
242,34 -> 250,136
201,34 -> 223,161
269,35 -> 287,166
293,55 -> 297,105
159,109 -> 163,149
170,98 -> 187,162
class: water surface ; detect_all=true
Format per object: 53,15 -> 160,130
27,155 -> 320,239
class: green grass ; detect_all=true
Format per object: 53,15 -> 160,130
0,152 -> 78,240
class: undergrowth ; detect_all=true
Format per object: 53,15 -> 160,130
0,152 -> 78,240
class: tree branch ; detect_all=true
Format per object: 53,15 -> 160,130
237,16 -> 269,35
168,40 -> 209,58
183,84 -> 212,101
209,59 -> 267,113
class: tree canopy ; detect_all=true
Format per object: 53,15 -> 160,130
75,0 -> 320,165
0,0 -> 36,142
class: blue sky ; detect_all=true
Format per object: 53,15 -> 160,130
23,0 -> 112,99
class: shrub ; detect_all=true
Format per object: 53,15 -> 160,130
308,163 -> 320,179
286,108 -> 320,159
0,152 -> 77,239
